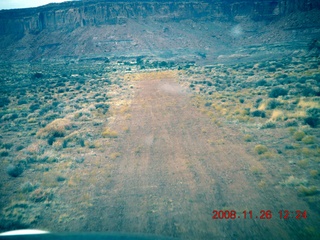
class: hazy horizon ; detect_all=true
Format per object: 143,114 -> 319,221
0,0 -> 77,10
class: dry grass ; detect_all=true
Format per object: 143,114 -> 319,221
302,136 -> 316,144
310,170 -> 319,177
123,70 -> 178,81
297,159 -> 309,168
287,110 -> 306,119
37,118 -> 72,138
270,110 -> 285,121
101,128 -> 118,138
250,166 -> 263,175
258,180 -> 266,188
298,186 -> 318,196
258,102 -> 267,111
110,152 -> 121,159
298,98 -> 320,109
25,140 -> 46,155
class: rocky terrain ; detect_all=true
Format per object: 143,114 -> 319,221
0,0 -> 320,239
0,0 -> 319,62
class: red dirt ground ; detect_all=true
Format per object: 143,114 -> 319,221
75,73 -> 319,239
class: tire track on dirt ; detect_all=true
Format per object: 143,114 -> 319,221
84,74 -> 319,239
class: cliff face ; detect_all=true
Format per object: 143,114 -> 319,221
1,0 -> 319,36
0,0 -> 319,61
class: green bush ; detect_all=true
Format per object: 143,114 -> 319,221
255,79 -> 267,87
261,121 -> 276,129
6,164 -> 23,177
0,97 -> 10,107
285,119 -> 298,127
254,144 -> 268,155
269,87 -> 288,98
266,99 -> 281,110
304,108 -> 319,128
251,110 -> 266,118
293,131 -> 306,141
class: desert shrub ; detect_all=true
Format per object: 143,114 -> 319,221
20,182 -> 38,193
288,126 -> 298,136
47,136 -> 56,145
62,139 -> 68,148
251,110 -> 266,118
37,118 -> 71,138
30,188 -> 52,202
239,98 -> 245,103
304,117 -> 319,128
243,134 -> 253,142
285,119 -> 298,127
254,98 -> 263,108
75,156 -> 85,163
44,113 -> 59,121
32,72 -> 44,79
310,170 -> 319,177
102,128 -> 118,138
297,158 -> 309,167
0,97 -> 10,107
55,82 -> 66,87
17,99 -> 28,105
260,120 -> 276,129
266,99 -> 281,110
0,150 -> 9,157
304,107 -> 320,128
29,104 -> 40,112
267,66 -> 276,72
254,144 -> 268,155
62,131 -> 84,148
278,76 -> 294,85
16,145 -> 24,151
79,139 -> 85,147
1,113 -> 18,121
206,81 -> 213,87
38,151 -> 58,163
282,176 -> 308,186
269,87 -> 288,98
293,131 -> 306,141
284,103 -> 296,111
298,186 -> 318,196
3,142 -> 13,149
256,79 -> 267,87
298,76 -> 308,83
301,87 -> 317,97
302,136 -> 315,144
95,103 -> 110,114
6,164 -> 23,177
52,101 -> 60,107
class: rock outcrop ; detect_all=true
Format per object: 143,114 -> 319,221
1,0 -> 319,36
0,0 -> 319,61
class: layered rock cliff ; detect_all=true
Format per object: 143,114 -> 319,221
0,0 -> 319,61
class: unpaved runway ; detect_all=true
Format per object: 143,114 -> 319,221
84,74 -> 319,239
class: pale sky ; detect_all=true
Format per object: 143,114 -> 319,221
0,0 -> 76,10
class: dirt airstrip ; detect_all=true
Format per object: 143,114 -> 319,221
75,71 -> 319,239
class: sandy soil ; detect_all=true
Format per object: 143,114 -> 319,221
74,73 -> 320,239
